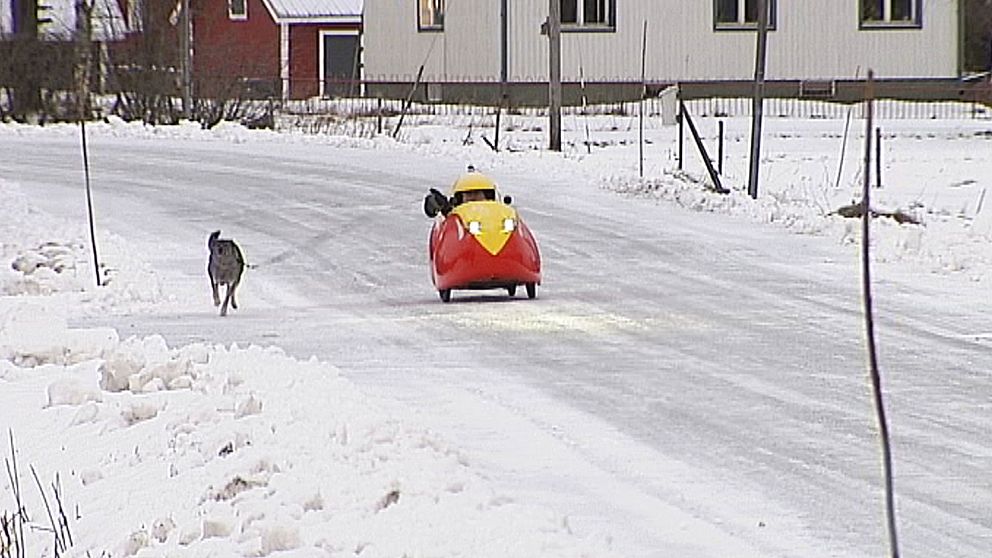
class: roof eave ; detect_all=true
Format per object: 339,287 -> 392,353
275,15 -> 362,25
258,0 -> 361,25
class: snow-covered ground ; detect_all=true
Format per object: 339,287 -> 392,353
0,174 -> 614,556
1,104 -> 991,557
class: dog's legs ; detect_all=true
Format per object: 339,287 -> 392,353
220,284 -> 232,316
229,278 -> 240,310
210,273 -> 221,307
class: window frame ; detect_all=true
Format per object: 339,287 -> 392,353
713,0 -> 777,31
560,0 -> 617,33
319,29 -> 363,99
417,0 -> 444,32
228,0 -> 247,21
859,0 -> 923,29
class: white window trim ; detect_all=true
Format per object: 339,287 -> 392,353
714,0 -> 776,30
418,0 -> 444,31
562,0 -> 614,28
319,29 -> 362,98
229,0 -> 247,21
724,0 -> 752,25
860,0 -> 922,28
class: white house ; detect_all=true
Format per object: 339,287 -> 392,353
363,0 -> 965,104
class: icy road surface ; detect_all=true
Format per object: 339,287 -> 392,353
3,131 -> 990,558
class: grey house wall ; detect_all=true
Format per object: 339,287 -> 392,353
363,0 -> 965,106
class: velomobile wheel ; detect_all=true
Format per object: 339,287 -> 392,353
507,285 -> 517,297
439,289 -> 451,303
526,283 -> 536,299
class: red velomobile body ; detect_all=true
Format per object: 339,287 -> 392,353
428,197 -> 542,302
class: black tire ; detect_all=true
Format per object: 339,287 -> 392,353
526,283 -> 537,299
439,289 -> 451,303
507,285 -> 517,297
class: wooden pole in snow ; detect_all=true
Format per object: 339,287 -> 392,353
747,0 -> 770,199
548,0 -> 562,152
639,20 -> 647,178
860,69 -> 900,558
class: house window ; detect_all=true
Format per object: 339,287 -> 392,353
229,0 -> 247,20
561,0 -> 615,30
860,0 -> 922,28
714,0 -> 777,30
418,0 -> 444,31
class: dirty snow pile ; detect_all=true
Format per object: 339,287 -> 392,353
0,181 -> 614,557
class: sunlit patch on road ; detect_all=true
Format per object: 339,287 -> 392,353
436,301 -> 709,336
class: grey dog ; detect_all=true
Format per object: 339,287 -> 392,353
207,230 -> 245,316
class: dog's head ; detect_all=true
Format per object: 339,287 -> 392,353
208,231 -> 243,273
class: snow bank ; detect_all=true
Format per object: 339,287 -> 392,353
1,307 -> 613,557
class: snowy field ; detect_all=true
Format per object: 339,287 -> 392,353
1,103 -> 991,557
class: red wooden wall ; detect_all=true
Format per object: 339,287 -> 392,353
193,0 -> 279,98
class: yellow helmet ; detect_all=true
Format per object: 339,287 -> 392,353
451,171 -> 497,195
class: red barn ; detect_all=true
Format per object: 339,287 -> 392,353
193,0 -> 361,100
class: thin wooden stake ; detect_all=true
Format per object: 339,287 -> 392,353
548,0 -> 562,152
861,69 -> 900,558
746,0 -> 770,199
80,119 -> 101,287
639,19 -> 647,178
677,94 -> 684,171
875,127 -> 882,189
680,101 -> 728,194
376,97 -> 383,135
578,49 -> 592,154
833,68 -> 861,190
718,120 -> 725,175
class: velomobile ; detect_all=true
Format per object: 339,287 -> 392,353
423,170 -> 542,302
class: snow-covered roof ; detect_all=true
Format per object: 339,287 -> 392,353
263,0 -> 362,19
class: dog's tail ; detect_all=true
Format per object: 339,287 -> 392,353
208,230 -> 221,249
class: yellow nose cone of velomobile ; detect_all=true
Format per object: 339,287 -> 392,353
452,201 -> 517,256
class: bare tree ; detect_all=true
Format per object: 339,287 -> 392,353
102,0 -> 274,128
105,0 -> 182,123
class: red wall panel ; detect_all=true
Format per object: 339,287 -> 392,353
289,24 -> 320,99
193,0 -> 280,97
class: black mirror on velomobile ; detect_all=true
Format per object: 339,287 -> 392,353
424,194 -> 440,217
424,188 -> 450,218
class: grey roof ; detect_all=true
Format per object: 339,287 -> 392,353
264,0 -> 362,19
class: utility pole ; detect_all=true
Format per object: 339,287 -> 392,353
548,0 -> 562,152
747,0 -> 770,199
180,0 -> 193,119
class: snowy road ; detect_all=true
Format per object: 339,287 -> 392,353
3,130 -> 990,557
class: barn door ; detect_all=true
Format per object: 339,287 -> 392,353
321,31 -> 360,98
